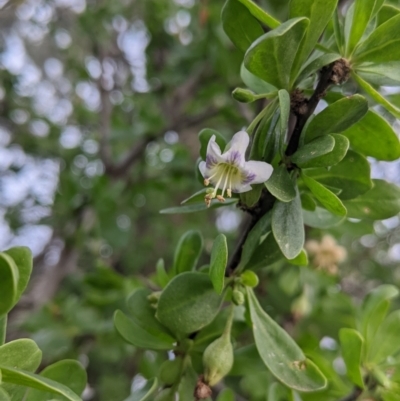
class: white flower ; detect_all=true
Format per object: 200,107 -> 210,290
199,131 -> 273,206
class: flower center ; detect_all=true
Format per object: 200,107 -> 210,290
203,163 -> 240,207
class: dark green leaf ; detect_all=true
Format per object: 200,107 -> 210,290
305,150 -> 372,200
246,232 -> 284,270
209,234 -> 228,294
124,378 -> 158,401
25,360 -> 87,401
339,329 -> 364,388
300,193 -> 316,211
216,388 -> 235,401
292,135 -> 335,166
302,173 -> 347,216
247,288 -> 327,391
156,272 -> 223,335
278,89 -> 290,147
244,18 -> 309,89
356,62 -> 400,86
114,310 -> 175,350
0,253 -> 19,316
289,0 -> 338,75
272,189 -> 304,259
3,247 -> 32,305
240,63 -> 277,94
198,129 -> 227,160
298,135 -> 349,168
127,289 -> 174,337
304,95 -> 368,143
343,180 -> 400,220
265,165 -> 296,202
342,111 -> 400,161
0,366 -> 81,401
354,13 -> 400,64
346,0 -> 385,55
221,0 -> 264,53
173,230 -> 203,274
236,0 -> 280,29
287,249 -> 308,266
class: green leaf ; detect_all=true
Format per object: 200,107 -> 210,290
302,173 -> 346,216
272,189 -> 304,259
300,193 -> 316,211
209,234 -> 228,294
198,129 -> 226,160
303,207 -> 346,228
292,135 -> 335,166
304,95 -> 368,143
369,310 -> 400,364
0,253 -> 19,316
287,249 -> 308,266
346,0 -> 385,56
343,180 -> 400,220
240,63 -> 277,94
240,184 -> 263,208
289,0 -> 338,76
268,382 -> 292,401
160,199 -> 237,214
124,378 -> 158,401
236,0 -> 280,29
339,329 -> 364,388
304,150 -> 372,200
173,230 -> 203,274
296,53 -> 341,85
297,135 -> 349,168
244,18 -> 309,90
377,4 -> 400,26
333,10 -> 344,53
25,360 -> 87,401
127,289 -> 175,338
356,62 -> 400,86
265,165 -> 296,203
114,310 -> 175,350
221,0 -> 264,53
342,110 -> 400,161
0,339 -> 42,401
352,72 -> 400,118
354,13 -> 400,64
156,272 -> 223,335
0,387 -> 10,401
216,388 -> 235,401
278,89 -> 290,148
246,288 -> 327,391
246,232 -> 284,270
360,285 -> 399,352
240,211 -> 272,269
181,189 -> 208,205
0,365 -> 81,401
3,247 -> 32,305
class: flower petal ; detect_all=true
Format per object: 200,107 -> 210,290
242,161 -> 273,184
223,131 -> 250,157
199,161 -> 207,178
207,135 -> 223,163
232,183 -> 253,193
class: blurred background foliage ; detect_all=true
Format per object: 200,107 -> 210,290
0,0 -> 400,400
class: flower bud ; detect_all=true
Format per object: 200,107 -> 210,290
240,270 -> 259,288
159,358 -> 182,385
232,289 -> 245,305
232,88 -> 258,103
203,333 -> 234,386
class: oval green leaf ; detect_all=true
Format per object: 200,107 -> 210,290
209,234 -> 228,294
272,190 -> 305,259
265,165 -> 296,203
292,135 -> 335,166
0,253 -> 19,316
156,272 -> 223,335
247,288 -> 327,391
173,230 -> 203,274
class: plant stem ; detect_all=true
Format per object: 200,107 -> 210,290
226,61 -> 341,275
